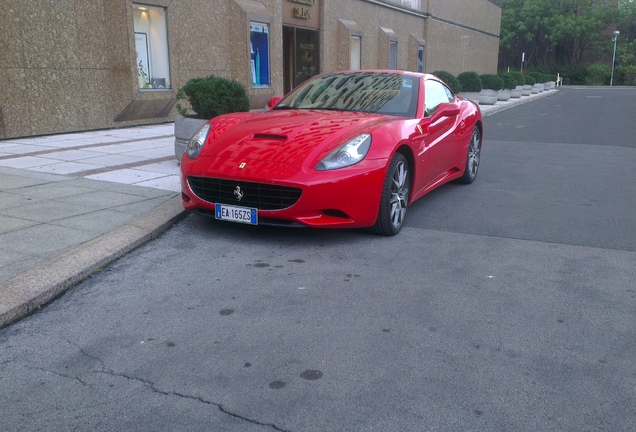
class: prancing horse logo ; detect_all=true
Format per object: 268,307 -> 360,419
234,186 -> 244,202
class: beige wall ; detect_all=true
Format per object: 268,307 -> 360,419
0,0 -> 119,138
0,0 -> 501,139
425,0 -> 502,75
321,0 -> 427,73
170,0 -> 283,109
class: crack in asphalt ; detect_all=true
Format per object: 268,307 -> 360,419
20,341 -> 292,431
67,338 -> 107,371
27,365 -> 89,386
100,371 -> 292,432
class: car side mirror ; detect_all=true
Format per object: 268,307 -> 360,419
416,103 -> 460,135
267,97 -> 282,109
430,103 -> 460,121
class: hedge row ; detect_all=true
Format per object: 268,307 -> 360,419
513,63 -> 635,86
432,70 -> 558,93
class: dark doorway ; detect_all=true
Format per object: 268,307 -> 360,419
283,26 -> 320,93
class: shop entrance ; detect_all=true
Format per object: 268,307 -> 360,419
283,26 -> 320,93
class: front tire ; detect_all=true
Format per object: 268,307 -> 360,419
458,126 -> 481,184
371,153 -> 410,236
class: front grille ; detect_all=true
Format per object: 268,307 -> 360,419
187,177 -> 302,210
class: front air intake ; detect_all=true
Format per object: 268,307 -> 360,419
187,177 -> 302,210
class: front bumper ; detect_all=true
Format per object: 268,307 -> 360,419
180,156 -> 388,228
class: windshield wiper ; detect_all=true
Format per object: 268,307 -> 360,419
272,105 -> 296,110
313,107 -> 349,112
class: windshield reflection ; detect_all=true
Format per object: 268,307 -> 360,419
275,72 -> 419,118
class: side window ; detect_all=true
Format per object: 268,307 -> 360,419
250,23 -> 271,87
417,45 -> 425,73
424,79 -> 454,117
133,4 -> 171,90
350,36 -> 361,70
443,85 -> 454,100
389,41 -> 398,69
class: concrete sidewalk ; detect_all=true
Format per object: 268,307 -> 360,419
0,89 -> 558,328
0,124 -> 186,327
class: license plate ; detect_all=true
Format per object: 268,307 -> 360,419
215,203 -> 258,225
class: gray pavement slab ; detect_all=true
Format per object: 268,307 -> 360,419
0,123 -> 185,327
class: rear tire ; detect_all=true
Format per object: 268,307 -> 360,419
458,126 -> 481,184
371,153 -> 410,236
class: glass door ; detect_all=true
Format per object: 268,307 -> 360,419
283,26 -> 320,93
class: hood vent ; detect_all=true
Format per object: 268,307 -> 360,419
253,133 -> 287,141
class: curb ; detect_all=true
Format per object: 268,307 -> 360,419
481,89 -> 558,117
0,196 -> 187,329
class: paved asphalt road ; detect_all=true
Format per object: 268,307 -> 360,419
405,86 -> 636,251
1,87 -> 635,432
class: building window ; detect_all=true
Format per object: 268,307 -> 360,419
133,4 -> 171,90
418,45 -> 425,72
350,36 -> 361,70
400,0 -> 421,9
389,41 -> 398,70
386,0 -> 421,10
250,22 -> 270,87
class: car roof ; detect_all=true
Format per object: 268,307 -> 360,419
314,69 -> 432,80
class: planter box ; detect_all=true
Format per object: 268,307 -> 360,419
478,89 -> 498,105
522,85 -> 532,96
174,115 -> 208,161
531,84 -> 543,94
458,92 -> 480,104
510,86 -> 523,98
497,90 -> 511,102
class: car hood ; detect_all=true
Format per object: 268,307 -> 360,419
200,109 -> 394,166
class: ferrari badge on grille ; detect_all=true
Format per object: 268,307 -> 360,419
234,186 -> 244,202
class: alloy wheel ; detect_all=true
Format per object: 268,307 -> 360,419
467,128 -> 481,179
390,160 -> 409,229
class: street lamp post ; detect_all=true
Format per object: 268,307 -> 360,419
610,30 -> 620,86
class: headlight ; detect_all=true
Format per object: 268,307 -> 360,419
186,123 -> 211,159
315,134 -> 372,170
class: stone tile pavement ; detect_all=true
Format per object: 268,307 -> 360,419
0,123 -> 185,327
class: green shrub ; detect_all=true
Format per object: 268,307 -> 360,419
508,71 -> 525,86
528,72 -> 544,84
480,74 -> 503,90
535,71 -> 553,83
432,70 -> 461,93
524,74 -> 536,86
557,64 -> 588,85
616,65 -> 636,86
585,63 -> 611,86
176,75 -> 250,119
498,73 -> 517,90
457,71 -> 482,92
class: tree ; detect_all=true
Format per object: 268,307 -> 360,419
550,1 -> 615,64
498,0 -> 620,69
614,1 -> 636,84
617,0 -> 636,40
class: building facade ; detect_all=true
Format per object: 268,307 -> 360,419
0,0 -> 501,139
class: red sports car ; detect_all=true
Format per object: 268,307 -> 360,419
180,70 -> 482,235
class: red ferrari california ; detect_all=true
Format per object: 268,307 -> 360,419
180,70 -> 482,235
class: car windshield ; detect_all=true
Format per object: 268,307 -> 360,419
275,72 -> 419,118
